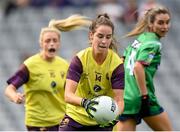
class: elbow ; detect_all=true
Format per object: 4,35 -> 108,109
4,84 -> 16,101
64,93 -> 69,103
4,88 -> 9,98
64,92 -> 72,104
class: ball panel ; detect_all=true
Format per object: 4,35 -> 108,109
90,96 -> 119,124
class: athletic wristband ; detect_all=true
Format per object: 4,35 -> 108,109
81,98 -> 87,107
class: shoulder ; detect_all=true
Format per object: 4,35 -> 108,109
138,32 -> 160,43
77,47 -> 91,58
24,54 -> 40,66
141,40 -> 162,51
109,50 -> 124,68
55,56 -> 69,66
109,49 -> 123,64
138,33 -> 162,49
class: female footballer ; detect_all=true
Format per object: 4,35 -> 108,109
4,15 -> 91,131
59,13 -> 124,131
117,5 -> 173,131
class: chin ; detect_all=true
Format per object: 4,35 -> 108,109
48,53 -> 56,58
160,34 -> 166,37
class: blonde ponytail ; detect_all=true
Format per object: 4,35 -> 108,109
125,17 -> 148,37
39,14 -> 92,44
48,14 -> 92,31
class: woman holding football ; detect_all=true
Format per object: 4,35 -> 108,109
59,13 -> 124,131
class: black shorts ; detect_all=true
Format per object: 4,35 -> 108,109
119,107 -> 164,125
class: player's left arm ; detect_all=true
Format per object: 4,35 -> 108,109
113,89 -> 124,115
111,63 -> 124,115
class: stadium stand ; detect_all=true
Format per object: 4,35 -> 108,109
0,0 -> 179,130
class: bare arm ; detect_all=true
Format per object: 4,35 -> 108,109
65,56 -> 84,106
111,63 -> 124,115
5,64 -> 28,104
64,79 -> 83,106
5,84 -> 25,104
113,89 -> 124,115
133,61 -> 148,95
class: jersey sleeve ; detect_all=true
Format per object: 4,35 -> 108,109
7,64 -> 29,89
67,56 -> 83,82
111,63 -> 124,89
136,42 -> 161,65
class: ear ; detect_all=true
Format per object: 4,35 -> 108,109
149,23 -> 153,29
89,32 -> 93,41
147,23 -> 153,32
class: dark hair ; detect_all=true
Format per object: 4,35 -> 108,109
89,13 -> 118,52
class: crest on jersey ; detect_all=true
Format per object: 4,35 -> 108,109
51,81 -> 56,88
49,70 -> 56,78
147,52 -> 155,63
93,84 -> 102,92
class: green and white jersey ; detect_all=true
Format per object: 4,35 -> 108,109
23,54 -> 68,127
123,32 -> 162,114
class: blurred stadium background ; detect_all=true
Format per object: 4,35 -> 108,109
0,0 -> 179,131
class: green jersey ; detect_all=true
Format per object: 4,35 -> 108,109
123,32 -> 162,114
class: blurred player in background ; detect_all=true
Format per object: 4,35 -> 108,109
118,5 -> 173,131
4,15 -> 91,131
59,13 -> 124,131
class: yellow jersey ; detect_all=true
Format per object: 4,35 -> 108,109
23,53 -> 68,127
66,47 -> 123,125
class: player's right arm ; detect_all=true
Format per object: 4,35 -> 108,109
65,79 -> 82,106
5,84 -> 25,104
4,64 -> 29,104
133,61 -> 148,95
64,56 -> 83,106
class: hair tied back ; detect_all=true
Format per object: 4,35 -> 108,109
48,19 -> 56,28
97,13 -> 110,19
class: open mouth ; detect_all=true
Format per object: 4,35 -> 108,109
48,48 -> 56,53
99,45 -> 107,49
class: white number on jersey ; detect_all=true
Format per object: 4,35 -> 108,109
126,50 -> 137,75
131,40 -> 141,49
